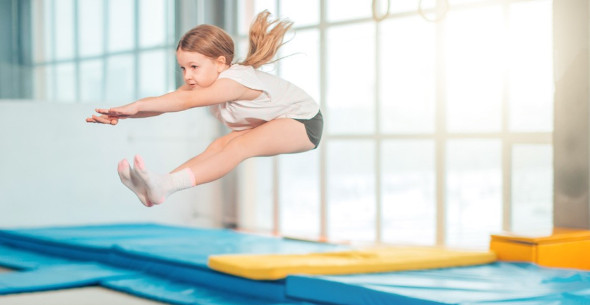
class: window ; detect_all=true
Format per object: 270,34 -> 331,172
237,0 -> 553,249
31,0 -> 176,104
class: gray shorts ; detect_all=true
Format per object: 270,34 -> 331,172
295,110 -> 323,149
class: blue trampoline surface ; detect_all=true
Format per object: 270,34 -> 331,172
1,223 -> 590,305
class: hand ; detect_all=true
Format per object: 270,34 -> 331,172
95,103 -> 139,117
85,103 -> 139,125
85,114 -> 121,125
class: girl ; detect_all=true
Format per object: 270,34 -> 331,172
86,11 -> 323,207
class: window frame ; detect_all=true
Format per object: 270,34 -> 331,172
31,0 -> 177,103
235,0 -> 553,248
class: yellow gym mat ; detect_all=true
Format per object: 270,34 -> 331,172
208,246 -> 497,280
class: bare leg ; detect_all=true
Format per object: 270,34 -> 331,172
119,130 -> 246,206
125,119 -> 313,205
170,129 -> 249,173
187,118 -> 314,185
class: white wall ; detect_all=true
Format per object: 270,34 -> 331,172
0,101 -> 224,228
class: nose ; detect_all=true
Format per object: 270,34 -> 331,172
183,71 -> 194,84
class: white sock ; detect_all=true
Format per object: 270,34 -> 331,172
131,155 -> 196,205
118,159 -> 152,207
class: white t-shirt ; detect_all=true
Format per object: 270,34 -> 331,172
209,64 -> 319,130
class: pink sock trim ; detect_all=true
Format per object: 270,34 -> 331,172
183,168 -> 197,186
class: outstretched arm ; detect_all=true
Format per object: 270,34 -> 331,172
86,79 -> 260,125
133,78 -> 257,112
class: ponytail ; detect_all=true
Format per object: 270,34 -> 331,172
239,10 -> 293,69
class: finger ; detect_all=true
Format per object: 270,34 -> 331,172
95,108 -> 113,115
90,115 -> 104,123
92,115 -> 112,124
87,116 -> 104,123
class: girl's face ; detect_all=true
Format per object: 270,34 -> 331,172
176,50 -> 229,88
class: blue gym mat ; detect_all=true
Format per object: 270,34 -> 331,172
0,263 -> 136,295
0,223 -> 342,302
3,223 -> 590,305
103,275 -> 317,305
0,242 -> 316,305
0,243 -> 138,295
0,243 -> 73,270
286,262 -> 590,305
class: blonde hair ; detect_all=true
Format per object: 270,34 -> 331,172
240,10 -> 293,68
177,10 -> 293,69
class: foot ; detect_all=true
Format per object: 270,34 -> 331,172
132,155 -> 167,205
117,159 -> 154,207
131,155 -> 197,205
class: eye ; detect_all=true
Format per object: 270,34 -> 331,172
191,65 -> 198,69
179,67 -> 185,71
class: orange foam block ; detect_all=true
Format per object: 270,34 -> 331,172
490,227 -> 590,270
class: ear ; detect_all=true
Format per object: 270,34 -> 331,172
216,56 -> 227,70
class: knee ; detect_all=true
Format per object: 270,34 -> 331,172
221,137 -> 250,160
205,137 -> 228,154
